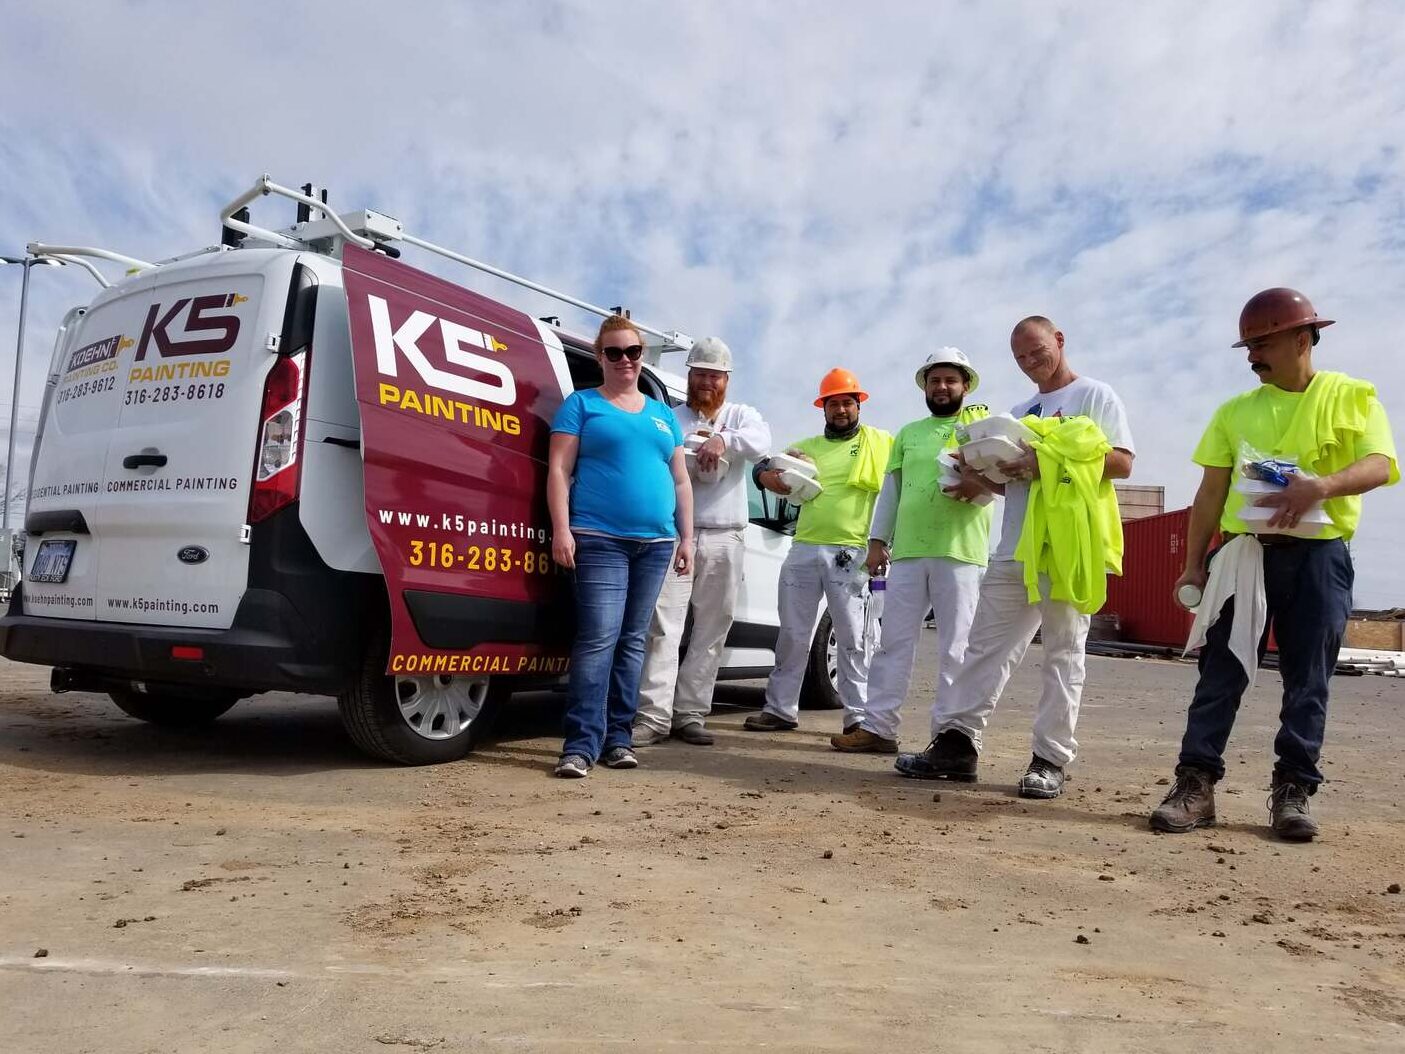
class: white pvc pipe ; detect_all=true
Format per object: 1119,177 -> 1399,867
27,243 -> 153,272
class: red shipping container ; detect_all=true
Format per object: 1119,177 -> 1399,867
1104,508 -> 1195,648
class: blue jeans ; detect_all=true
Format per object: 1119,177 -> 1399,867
561,534 -> 674,762
1179,538 -> 1353,789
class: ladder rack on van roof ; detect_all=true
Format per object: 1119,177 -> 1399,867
29,174 -> 695,357
220,175 -> 694,355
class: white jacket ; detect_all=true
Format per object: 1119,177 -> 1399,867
673,401 -> 772,529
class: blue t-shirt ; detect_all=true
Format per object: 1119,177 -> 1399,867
551,389 -> 683,539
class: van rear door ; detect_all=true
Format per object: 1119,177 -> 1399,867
91,251 -> 296,629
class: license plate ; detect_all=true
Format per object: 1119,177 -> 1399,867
30,539 -> 77,584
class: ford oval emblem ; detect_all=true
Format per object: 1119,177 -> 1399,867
177,545 -> 209,565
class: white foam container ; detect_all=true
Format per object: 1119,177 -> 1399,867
768,452 -> 819,478
778,469 -> 823,503
958,414 -> 1037,445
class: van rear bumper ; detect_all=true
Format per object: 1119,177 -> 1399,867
0,586 -> 357,696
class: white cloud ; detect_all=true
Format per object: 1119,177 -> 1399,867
3,0 -> 1404,602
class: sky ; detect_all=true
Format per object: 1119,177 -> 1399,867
2,1 -> 1404,604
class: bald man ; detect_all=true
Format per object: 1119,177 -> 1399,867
895,316 -> 1135,799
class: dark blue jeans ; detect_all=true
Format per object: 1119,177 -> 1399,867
561,534 -> 674,763
1179,538 -> 1353,789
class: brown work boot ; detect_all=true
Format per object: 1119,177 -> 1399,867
1268,773 -> 1319,842
829,727 -> 899,754
1148,765 -> 1217,833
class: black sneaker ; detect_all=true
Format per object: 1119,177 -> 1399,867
554,754 -> 590,779
894,729 -> 978,781
601,746 -> 639,769
1018,754 -> 1065,799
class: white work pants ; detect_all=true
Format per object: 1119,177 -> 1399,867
929,559 -> 1090,767
635,528 -> 746,733
860,556 -> 984,742
763,542 -> 869,726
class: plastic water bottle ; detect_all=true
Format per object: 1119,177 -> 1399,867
863,574 -> 886,660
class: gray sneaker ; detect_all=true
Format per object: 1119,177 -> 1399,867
1268,774 -> 1318,842
601,746 -> 639,769
1018,755 -> 1065,799
554,754 -> 590,779
632,726 -> 669,747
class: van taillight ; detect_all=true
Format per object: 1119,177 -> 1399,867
247,351 -> 307,524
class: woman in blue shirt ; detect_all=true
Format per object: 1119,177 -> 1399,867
547,315 -> 693,777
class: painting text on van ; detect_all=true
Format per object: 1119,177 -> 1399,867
367,294 -> 517,408
134,294 -> 245,361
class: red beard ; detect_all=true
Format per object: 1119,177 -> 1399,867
687,386 -> 727,419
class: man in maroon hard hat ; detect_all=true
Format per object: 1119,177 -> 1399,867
1150,288 -> 1397,842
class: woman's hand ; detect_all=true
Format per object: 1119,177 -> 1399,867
674,536 -> 694,576
553,529 -> 576,570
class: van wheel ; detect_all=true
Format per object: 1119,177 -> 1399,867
798,611 -> 843,710
108,688 -> 239,726
337,636 -> 495,765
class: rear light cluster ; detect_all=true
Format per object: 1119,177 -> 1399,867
247,350 -> 308,524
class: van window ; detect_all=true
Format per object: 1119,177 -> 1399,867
747,472 -> 800,534
565,351 -> 603,391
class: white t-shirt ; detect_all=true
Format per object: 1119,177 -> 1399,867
992,376 -> 1135,562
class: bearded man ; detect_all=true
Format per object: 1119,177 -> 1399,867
633,338 -> 772,746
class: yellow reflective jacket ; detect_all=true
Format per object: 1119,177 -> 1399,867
1012,415 -> 1124,615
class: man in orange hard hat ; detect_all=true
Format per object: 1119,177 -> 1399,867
1150,288 -> 1397,842
745,369 -> 893,733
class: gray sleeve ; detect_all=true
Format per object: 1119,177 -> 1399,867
868,471 -> 900,545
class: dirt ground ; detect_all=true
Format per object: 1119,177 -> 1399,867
1,646 -> 1403,1053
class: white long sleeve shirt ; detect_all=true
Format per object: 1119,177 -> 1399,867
673,401 -> 772,529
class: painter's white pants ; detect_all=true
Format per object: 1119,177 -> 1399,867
860,556 -> 984,741
635,527 -> 745,733
929,559 -> 1090,767
763,542 -> 869,727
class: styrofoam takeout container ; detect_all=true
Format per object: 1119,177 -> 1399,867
778,469 -> 823,503
957,414 -> 1037,446
768,452 -> 819,478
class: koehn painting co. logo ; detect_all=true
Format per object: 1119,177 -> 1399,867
64,333 -> 133,377
368,294 -> 523,437
127,292 -> 246,384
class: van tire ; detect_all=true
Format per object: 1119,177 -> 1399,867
337,630 -> 494,765
798,611 -> 843,710
108,689 -> 239,726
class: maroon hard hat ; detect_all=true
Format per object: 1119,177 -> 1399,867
1232,287 -> 1335,348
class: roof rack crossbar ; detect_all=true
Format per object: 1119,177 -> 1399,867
42,254 -> 112,288
398,233 -> 669,342
27,243 -> 154,273
221,175 -> 373,250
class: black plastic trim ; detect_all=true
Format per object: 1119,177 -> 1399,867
24,509 -> 90,535
404,590 -> 572,651
724,619 -> 780,651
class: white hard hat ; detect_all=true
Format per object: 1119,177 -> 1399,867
686,336 -> 733,373
915,346 -> 979,393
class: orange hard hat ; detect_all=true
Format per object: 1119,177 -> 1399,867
1232,287 -> 1335,348
813,367 -> 868,408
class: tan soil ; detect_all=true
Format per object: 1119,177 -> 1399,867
1,649 -> 1403,1051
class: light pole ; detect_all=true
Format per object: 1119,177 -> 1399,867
2,254 -> 64,538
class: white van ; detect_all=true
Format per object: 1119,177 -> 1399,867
0,176 -> 841,764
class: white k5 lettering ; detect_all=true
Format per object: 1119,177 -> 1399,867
367,295 -> 517,407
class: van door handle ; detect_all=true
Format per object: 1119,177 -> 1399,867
122,452 -> 168,469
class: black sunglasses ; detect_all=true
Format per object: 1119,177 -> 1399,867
602,344 -> 644,363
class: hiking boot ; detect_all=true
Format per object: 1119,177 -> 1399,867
743,711 -> 798,732
1018,755 -> 1066,799
1148,765 -> 1217,833
674,723 -> 715,746
554,754 -> 590,779
830,728 -> 899,754
632,726 -> 669,747
894,729 -> 978,781
601,746 -> 638,769
1268,774 -> 1319,842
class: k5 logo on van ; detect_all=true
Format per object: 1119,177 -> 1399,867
127,291 -> 247,388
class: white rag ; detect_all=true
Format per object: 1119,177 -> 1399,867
1183,535 -> 1268,684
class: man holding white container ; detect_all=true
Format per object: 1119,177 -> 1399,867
1150,289 -> 1397,841
633,338 -> 772,746
829,348 -> 993,754
746,369 -> 893,734
895,316 -> 1135,798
